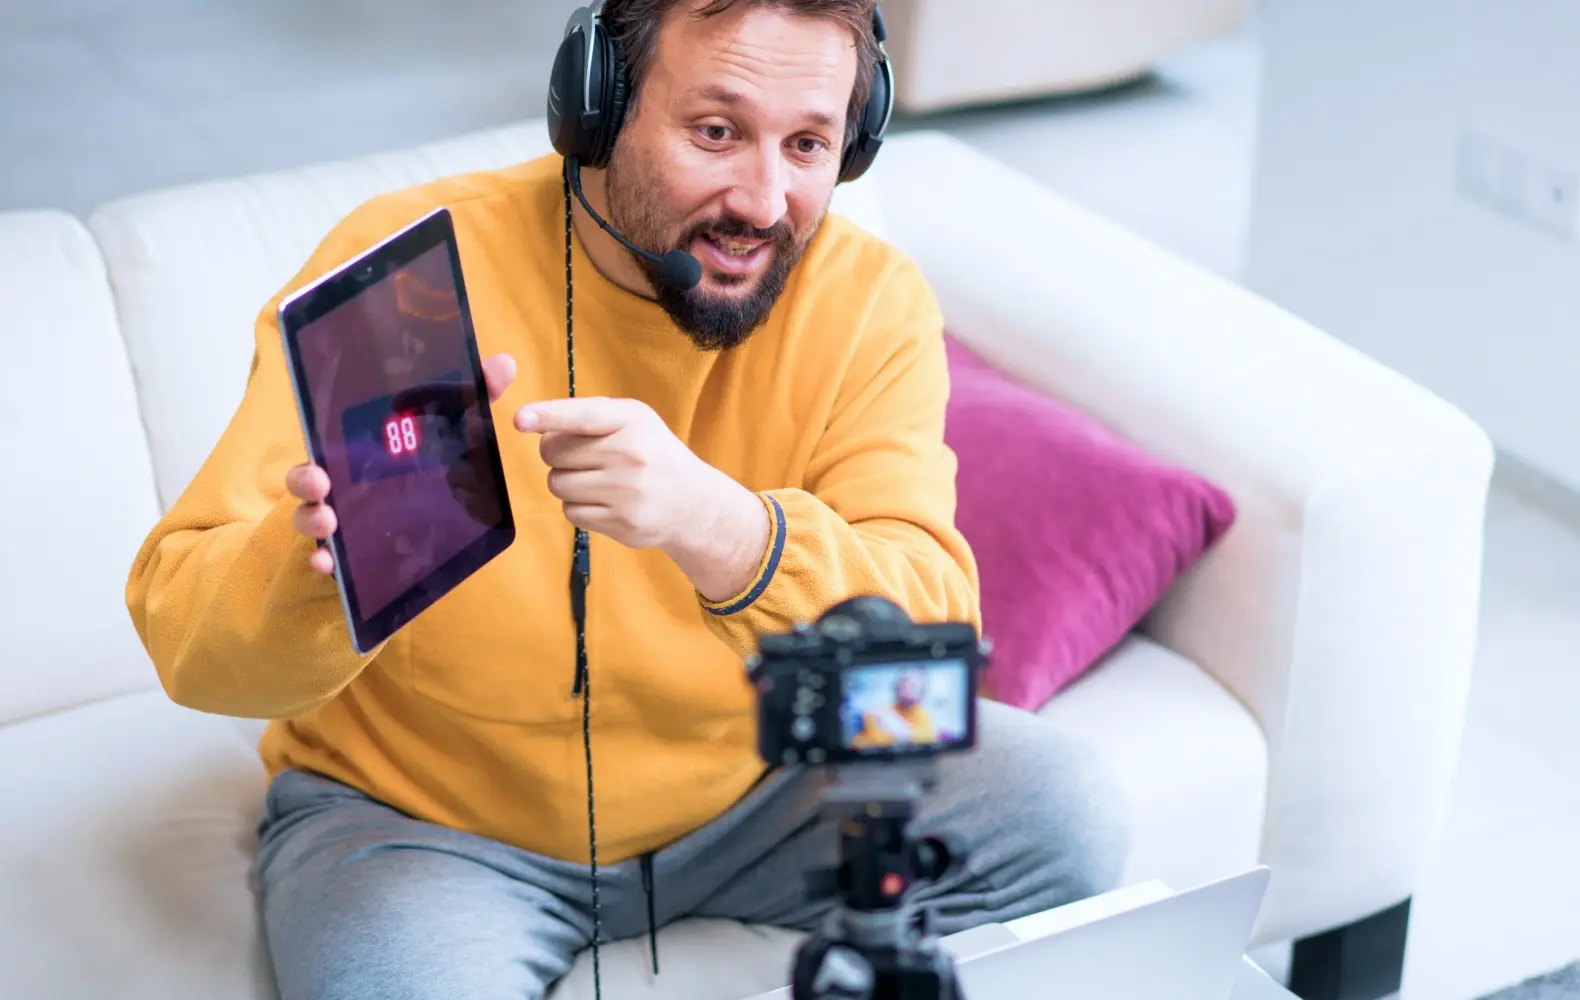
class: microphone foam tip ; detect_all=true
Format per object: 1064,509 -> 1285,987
659,250 -> 703,290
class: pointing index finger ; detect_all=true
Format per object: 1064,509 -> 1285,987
514,397 -> 629,436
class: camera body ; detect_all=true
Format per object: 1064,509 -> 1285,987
749,596 -> 988,768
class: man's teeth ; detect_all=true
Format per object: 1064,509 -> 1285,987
706,234 -> 758,257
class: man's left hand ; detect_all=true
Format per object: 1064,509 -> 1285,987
514,397 -> 771,604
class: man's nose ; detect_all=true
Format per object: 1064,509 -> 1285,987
723,146 -> 789,232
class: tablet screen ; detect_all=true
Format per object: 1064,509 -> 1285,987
284,216 -> 511,644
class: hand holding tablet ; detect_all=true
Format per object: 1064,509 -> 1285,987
278,207 -> 519,653
288,353 -> 518,575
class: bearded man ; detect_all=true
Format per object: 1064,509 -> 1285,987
125,2 -> 1131,997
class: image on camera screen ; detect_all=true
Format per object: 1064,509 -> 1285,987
839,660 -> 971,753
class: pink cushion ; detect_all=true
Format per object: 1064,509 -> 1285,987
943,335 -> 1236,711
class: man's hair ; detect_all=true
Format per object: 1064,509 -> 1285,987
601,0 -> 881,153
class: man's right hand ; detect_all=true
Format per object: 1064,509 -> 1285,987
287,352 -> 519,575
287,463 -> 339,574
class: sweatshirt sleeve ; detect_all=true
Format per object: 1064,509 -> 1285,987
698,256 -> 981,653
124,196 -> 419,719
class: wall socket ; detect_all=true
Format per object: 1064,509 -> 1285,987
1457,131 -> 1579,242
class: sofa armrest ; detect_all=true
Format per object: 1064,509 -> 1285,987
871,132 -> 1495,943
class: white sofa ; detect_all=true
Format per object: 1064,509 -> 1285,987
0,119 -> 1493,1000
880,0 -> 1252,112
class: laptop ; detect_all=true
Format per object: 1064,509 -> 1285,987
745,867 -> 1271,1000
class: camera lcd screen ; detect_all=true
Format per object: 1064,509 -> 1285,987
839,659 -> 972,754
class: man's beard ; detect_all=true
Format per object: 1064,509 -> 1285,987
604,148 -> 818,351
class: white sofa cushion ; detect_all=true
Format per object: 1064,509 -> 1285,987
0,210 -> 161,725
0,635 -> 1259,1000
561,635 -> 1270,995
86,118 -> 889,511
1039,635 -> 1267,897
0,691 -> 274,1000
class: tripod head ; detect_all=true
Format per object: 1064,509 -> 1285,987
802,762 -> 964,916
791,762 -> 969,1000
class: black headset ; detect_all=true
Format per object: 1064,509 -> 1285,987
546,0 -> 894,184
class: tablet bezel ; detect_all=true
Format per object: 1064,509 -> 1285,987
277,206 -> 515,655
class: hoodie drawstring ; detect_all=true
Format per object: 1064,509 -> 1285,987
640,852 -> 659,974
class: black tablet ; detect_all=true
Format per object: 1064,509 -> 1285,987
278,206 -> 514,654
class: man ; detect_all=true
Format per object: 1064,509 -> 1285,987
851,670 -> 937,749
125,1 -> 1131,997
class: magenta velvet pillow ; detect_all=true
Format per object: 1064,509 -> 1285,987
943,335 -> 1236,711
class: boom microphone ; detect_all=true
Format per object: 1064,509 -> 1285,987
566,157 -> 703,291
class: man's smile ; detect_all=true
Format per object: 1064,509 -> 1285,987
692,230 -> 772,277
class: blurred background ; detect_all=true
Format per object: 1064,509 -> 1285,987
3,1 -> 1577,998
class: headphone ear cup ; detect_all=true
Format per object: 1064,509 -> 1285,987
546,5 -> 630,167
589,37 -> 631,168
839,52 -> 892,184
547,16 -> 593,161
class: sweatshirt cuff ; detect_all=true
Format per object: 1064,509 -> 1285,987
701,493 -> 786,616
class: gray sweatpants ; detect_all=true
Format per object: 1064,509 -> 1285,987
253,698 -> 1131,999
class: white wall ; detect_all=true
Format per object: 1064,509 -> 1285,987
1245,0 -> 1580,492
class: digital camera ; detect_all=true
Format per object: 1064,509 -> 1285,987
748,596 -> 988,767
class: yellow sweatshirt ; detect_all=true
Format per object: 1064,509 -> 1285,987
125,152 -> 979,865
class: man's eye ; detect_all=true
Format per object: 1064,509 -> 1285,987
700,125 -> 731,142
796,137 -> 826,155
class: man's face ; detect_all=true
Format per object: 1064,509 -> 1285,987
603,3 -> 857,350
896,671 -> 924,708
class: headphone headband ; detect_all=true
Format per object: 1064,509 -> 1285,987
547,1 -> 894,183
565,5 -> 600,130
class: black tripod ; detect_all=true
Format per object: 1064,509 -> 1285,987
790,764 -> 969,1000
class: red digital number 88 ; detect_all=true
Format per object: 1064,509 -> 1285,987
385,415 -> 420,455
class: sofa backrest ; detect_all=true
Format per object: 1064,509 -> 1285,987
86,122 -> 550,511
87,117 -> 890,512
0,211 -> 163,724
